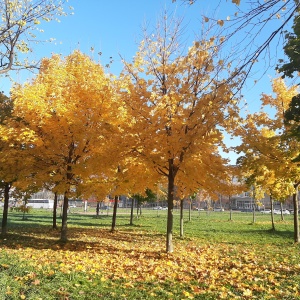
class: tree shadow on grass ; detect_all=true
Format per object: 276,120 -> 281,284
0,226 -> 165,259
6,212 -> 152,229
223,228 -> 295,245
252,228 -> 294,239
187,221 -> 295,245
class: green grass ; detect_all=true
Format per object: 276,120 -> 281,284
0,208 -> 299,299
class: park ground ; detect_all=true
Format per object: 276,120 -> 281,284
0,208 -> 300,299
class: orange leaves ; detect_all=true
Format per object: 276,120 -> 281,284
217,19 -> 224,27
121,19 -> 242,200
232,0 -> 241,5
6,50 -> 126,203
1,228 -> 300,299
261,77 -> 298,113
237,76 -> 300,200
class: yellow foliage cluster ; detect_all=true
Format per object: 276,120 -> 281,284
120,31 -> 242,199
0,25 -> 244,247
236,77 -> 300,200
4,51 -> 126,197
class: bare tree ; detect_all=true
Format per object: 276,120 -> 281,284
173,0 -> 300,85
0,0 -> 71,75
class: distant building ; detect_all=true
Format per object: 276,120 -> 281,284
230,192 -> 294,211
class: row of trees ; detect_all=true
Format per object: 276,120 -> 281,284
1,0 -> 300,252
0,12 -> 246,252
236,13 -> 300,241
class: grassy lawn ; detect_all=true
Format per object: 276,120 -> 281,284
0,208 -> 299,299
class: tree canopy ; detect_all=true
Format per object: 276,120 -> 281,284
6,50 -> 123,241
235,78 -> 300,241
120,14 -> 242,252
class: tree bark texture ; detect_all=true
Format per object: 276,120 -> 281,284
60,191 -> 69,242
166,159 -> 176,253
180,199 -> 184,238
1,182 -> 11,237
111,195 -> 118,232
188,199 -> 191,222
96,202 -> 100,217
270,196 -> 275,231
52,192 -> 58,229
252,203 -> 256,224
293,186 -> 299,243
130,198 -> 134,225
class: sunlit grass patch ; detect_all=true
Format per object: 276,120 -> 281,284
1,209 -> 300,299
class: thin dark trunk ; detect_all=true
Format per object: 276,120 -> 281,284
111,195 -> 118,232
166,159 -> 176,253
52,192 -> 58,229
136,202 -> 139,218
1,182 -> 11,237
180,199 -> 184,238
60,191 -> 69,242
188,199 -> 191,221
270,195 -> 275,231
293,186 -> 299,243
130,198 -> 134,225
96,202 -> 100,217
252,203 -> 256,224
229,196 -> 233,221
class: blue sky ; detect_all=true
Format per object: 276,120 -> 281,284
1,0 -> 295,163
3,1 -> 289,102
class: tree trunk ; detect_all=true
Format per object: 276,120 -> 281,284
252,205 -> 256,224
111,195 -> 118,232
229,196 -> 233,221
1,182 -> 11,237
52,192 -> 58,229
130,198 -> 134,225
136,202 -> 139,219
280,202 -> 284,221
96,202 -> 100,217
293,186 -> 299,243
60,191 -> 69,242
188,199 -> 191,221
166,159 -> 176,253
180,199 -> 184,238
270,195 -> 275,231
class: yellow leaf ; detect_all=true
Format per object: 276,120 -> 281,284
32,279 -> 40,285
243,289 -> 252,297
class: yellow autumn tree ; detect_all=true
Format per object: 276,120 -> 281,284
120,14 -> 243,252
9,50 -> 122,242
236,77 -> 300,241
0,113 -> 39,236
